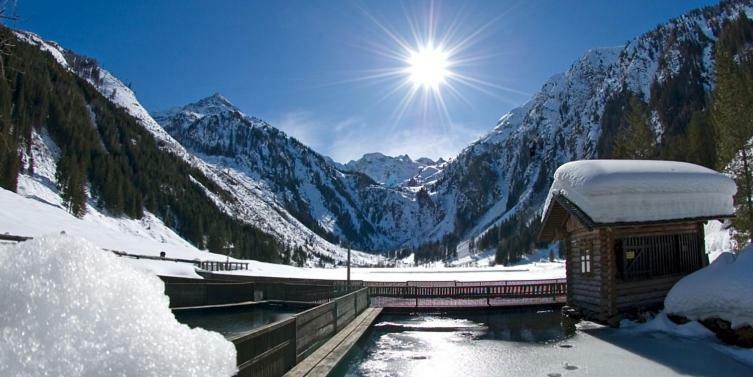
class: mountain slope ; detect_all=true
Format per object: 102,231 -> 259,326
8,0 -> 751,266
150,0 -> 753,261
0,27 -> 292,263
344,153 -> 444,187
6,28 -> 382,266
153,96 -> 446,251
434,0 -> 753,261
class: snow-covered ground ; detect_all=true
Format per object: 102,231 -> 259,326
666,248 -> 753,329
620,313 -> 753,369
0,235 -> 237,377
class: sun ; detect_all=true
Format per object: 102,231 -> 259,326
407,44 -> 449,89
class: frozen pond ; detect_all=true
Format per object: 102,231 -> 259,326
333,309 -> 753,377
173,303 -> 303,338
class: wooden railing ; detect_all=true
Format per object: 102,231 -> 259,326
162,279 -> 257,308
198,260 -> 249,271
366,279 -> 567,308
232,317 -> 297,377
232,288 -> 370,377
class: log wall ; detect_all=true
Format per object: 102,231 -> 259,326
563,219 -> 708,321
565,217 -> 607,319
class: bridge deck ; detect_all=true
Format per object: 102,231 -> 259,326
283,308 -> 382,377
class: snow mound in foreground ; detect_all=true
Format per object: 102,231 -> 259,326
544,160 -> 736,224
0,235 -> 237,377
665,247 -> 753,328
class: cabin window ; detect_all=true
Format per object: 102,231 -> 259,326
580,248 -> 592,274
615,232 -> 703,280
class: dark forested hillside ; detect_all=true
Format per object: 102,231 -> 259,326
0,26 -> 282,262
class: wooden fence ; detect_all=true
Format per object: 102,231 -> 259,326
162,278 -> 257,308
198,260 -> 249,271
367,279 -> 567,308
233,288 -> 369,377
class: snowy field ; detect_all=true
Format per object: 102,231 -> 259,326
0,184 -> 566,281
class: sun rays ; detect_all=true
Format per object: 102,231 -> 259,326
344,1 -> 527,131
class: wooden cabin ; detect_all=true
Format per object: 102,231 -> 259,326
538,160 -> 736,322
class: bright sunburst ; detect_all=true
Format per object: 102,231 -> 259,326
407,44 -> 450,89
343,2 -> 527,128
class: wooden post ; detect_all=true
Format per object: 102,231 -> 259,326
347,245 -> 351,290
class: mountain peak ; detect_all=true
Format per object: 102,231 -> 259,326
189,92 -> 239,113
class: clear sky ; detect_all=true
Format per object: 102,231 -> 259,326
12,0 -> 718,163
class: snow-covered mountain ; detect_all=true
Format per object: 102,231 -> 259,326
343,153 -> 444,187
153,95 -> 445,251
8,0 -> 751,264
150,0 -> 753,257
9,31 -> 379,265
425,0 -> 753,253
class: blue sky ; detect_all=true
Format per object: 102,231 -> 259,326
14,0 -> 717,162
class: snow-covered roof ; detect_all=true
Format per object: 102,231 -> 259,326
540,160 -> 736,239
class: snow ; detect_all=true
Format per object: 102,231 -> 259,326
344,152 -> 438,187
545,160 -> 736,224
620,312 -> 753,368
705,219 -> 735,262
0,235 -> 236,377
13,31 -> 69,68
620,312 -> 715,338
665,247 -> 753,328
0,185 -> 230,270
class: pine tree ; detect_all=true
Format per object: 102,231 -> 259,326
712,13 -> 753,245
685,110 -> 716,168
612,96 -> 655,159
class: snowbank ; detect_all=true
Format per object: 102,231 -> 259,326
544,160 -> 736,224
665,247 -> 753,328
620,312 -> 715,338
0,235 -> 237,376
620,312 -> 753,369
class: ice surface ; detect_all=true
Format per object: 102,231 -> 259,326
0,235 -> 237,376
337,313 -> 753,377
544,160 -> 736,224
665,247 -> 753,328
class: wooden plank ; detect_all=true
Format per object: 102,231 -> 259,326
284,308 -> 382,377
307,309 -> 381,377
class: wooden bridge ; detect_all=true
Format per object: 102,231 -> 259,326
366,279 -> 567,308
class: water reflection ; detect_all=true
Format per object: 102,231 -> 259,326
334,309 -> 574,377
